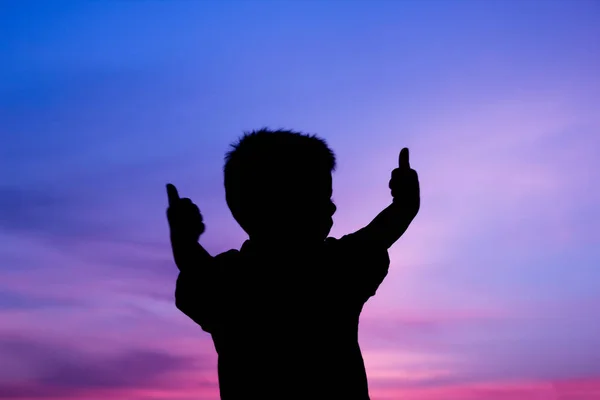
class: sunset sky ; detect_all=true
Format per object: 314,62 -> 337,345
1,1 -> 600,399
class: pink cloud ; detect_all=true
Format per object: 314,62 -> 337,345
369,377 -> 600,400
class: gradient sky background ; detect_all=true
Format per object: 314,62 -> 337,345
1,1 -> 600,399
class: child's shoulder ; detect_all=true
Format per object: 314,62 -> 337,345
326,232 -> 389,255
324,234 -> 358,247
214,248 -> 241,265
323,235 -> 358,255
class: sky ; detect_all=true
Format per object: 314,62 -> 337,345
1,0 -> 600,399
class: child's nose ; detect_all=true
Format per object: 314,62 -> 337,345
329,202 -> 337,216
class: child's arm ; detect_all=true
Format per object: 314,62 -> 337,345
166,184 -> 214,323
166,183 -> 212,270
356,148 -> 420,249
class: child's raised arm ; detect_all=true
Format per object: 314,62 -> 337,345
356,148 -> 420,249
166,184 -> 213,269
166,184 -> 214,325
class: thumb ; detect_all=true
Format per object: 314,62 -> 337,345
166,183 -> 180,207
399,147 -> 410,169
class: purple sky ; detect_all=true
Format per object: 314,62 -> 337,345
1,1 -> 600,399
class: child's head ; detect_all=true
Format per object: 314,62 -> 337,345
224,128 -> 337,244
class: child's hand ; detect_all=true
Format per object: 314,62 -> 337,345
166,183 -> 205,242
389,148 -> 420,218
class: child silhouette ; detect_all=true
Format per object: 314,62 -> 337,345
166,129 -> 420,400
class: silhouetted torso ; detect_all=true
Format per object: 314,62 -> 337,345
178,232 -> 389,399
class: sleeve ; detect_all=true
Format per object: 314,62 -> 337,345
334,231 -> 390,301
174,250 -> 237,333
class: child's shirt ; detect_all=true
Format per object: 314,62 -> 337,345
176,230 -> 390,400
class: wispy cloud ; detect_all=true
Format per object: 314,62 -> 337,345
0,335 -> 211,399
1,1 -> 599,399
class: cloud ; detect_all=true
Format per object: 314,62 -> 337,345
368,377 -> 600,400
0,291 -> 75,311
359,303 -> 600,390
0,185 -> 128,246
0,335 -> 208,399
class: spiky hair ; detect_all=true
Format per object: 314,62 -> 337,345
223,128 -> 336,234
